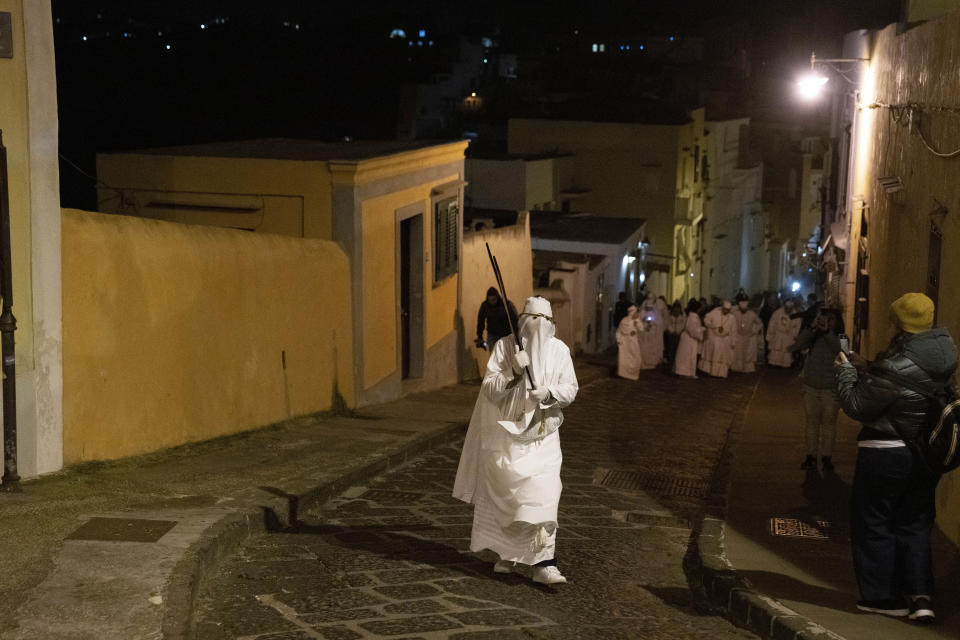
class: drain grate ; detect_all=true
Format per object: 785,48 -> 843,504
66,517 -> 178,542
359,489 -> 424,505
594,468 -> 710,498
769,517 -> 842,540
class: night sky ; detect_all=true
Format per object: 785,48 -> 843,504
52,0 -> 903,208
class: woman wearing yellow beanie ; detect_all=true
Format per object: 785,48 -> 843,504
835,292 -> 957,624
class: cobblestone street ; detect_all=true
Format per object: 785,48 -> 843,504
194,372 -> 760,640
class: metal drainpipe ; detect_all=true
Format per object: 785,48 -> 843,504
0,130 -> 20,492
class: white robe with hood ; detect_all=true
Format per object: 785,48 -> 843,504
699,307 -> 736,378
730,307 -> 763,373
637,303 -> 664,369
616,308 -> 642,380
673,312 -> 703,377
453,298 -> 579,565
766,306 -> 800,367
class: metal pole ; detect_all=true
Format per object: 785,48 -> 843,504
0,130 -> 20,492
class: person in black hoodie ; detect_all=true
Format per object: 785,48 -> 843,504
476,287 -> 519,351
836,292 -> 957,624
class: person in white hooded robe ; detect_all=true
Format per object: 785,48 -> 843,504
453,296 -> 579,585
730,298 -> 763,373
766,300 -> 801,367
616,305 -> 643,380
699,300 -> 736,378
637,295 -> 664,369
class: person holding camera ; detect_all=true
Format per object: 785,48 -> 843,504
835,293 -> 957,623
789,307 -> 844,471
476,287 -> 519,352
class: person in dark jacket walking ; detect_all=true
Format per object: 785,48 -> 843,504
835,292 -> 957,624
476,287 -> 519,351
790,307 -> 843,471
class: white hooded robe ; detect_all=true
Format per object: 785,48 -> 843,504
453,300 -> 579,565
699,307 -> 736,378
673,312 -> 703,378
766,307 -> 800,367
616,309 -> 642,380
730,307 -> 763,373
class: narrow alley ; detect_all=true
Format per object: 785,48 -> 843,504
193,371 -> 759,640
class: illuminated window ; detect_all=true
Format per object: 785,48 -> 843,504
591,43 -> 598,52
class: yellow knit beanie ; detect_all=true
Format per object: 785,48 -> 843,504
890,292 -> 935,333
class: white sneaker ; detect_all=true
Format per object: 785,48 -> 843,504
493,559 -> 514,574
532,565 -> 567,584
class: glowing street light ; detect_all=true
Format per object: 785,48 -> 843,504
797,72 -> 829,100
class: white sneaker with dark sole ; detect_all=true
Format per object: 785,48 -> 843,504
909,597 -> 935,624
532,566 -> 567,584
493,560 -> 514,574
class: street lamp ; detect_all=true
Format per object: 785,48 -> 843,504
796,52 -> 867,101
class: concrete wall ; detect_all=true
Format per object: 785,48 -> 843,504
97,154 -> 332,239
61,210 -> 354,463
460,212 -> 533,379
466,159 -> 525,210
0,0 -> 63,478
848,14 -> 960,546
509,112 -> 705,302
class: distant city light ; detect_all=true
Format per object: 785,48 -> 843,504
592,43 -> 598,53
470,92 -> 477,97
481,37 -> 494,48
408,41 -> 414,46
165,44 -> 171,50
295,24 -> 300,30
639,44 -> 645,50
625,45 -> 631,51
419,29 -> 426,38
670,36 -> 675,41
797,73 -> 829,100
428,40 -> 434,46
482,57 -> 488,63
200,23 -> 206,29
82,35 -> 87,41
157,31 -> 163,36
123,32 -> 128,38
417,40 -> 423,46
791,281 -> 801,292
599,43 -> 605,52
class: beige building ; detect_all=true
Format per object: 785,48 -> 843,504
465,153 -> 578,212
0,0 -> 62,480
702,118 -> 770,299
835,9 -> 960,546
508,109 -> 706,303
97,138 -> 469,407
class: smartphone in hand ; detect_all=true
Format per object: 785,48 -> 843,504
839,333 -> 850,354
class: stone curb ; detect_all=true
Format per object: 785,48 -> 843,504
692,517 -> 845,640
688,377 -> 847,640
160,419 -> 469,640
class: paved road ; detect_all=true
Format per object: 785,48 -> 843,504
194,371 -> 760,640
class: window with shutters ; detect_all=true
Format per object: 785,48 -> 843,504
433,196 -> 459,283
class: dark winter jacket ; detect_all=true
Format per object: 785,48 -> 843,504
476,288 -> 519,342
790,328 -> 841,390
836,328 -> 958,443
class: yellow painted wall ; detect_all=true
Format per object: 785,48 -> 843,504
849,15 -> 960,546
461,213 -> 534,378
97,154 -> 333,239
0,0 -> 35,371
358,177 -> 460,389
61,209 -> 354,463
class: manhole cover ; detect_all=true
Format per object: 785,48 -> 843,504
359,489 -> 424,505
594,468 -> 709,497
67,517 -> 178,542
769,517 -> 841,540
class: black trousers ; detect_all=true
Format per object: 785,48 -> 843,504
850,446 -> 939,601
